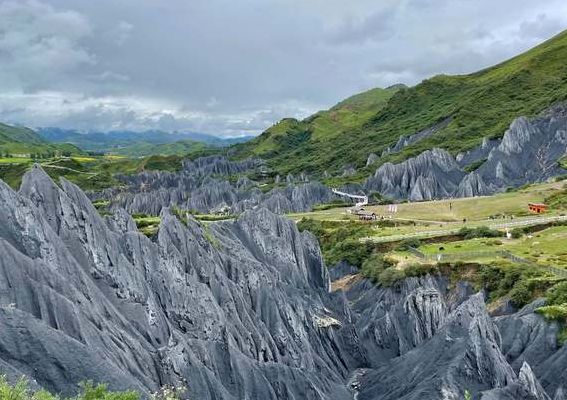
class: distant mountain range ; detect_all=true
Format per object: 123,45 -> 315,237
38,128 -> 253,156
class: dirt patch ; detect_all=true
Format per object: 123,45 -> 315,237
331,274 -> 363,292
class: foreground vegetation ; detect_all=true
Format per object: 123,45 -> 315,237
0,378 -> 128,400
0,376 -> 187,400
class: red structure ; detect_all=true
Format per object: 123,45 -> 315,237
528,203 -> 548,214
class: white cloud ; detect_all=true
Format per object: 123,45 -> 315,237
0,0 -> 566,136
0,0 -> 94,91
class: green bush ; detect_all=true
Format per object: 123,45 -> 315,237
297,218 -> 377,267
397,238 -> 421,251
377,268 -> 406,287
0,377 -> 141,400
535,304 -> 567,321
360,253 -> 390,282
404,264 -> 438,278
326,239 -> 374,268
476,263 -> 557,307
546,281 -> 567,305
458,226 -> 501,240
509,281 -> 533,308
510,228 -> 525,239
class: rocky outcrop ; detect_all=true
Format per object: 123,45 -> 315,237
455,171 -> 490,198
95,156 -> 339,215
366,104 -> 567,201
1,166 -> 355,399
475,105 -> 567,191
495,300 -> 567,397
382,117 -> 452,156
365,148 -> 465,201
366,153 -> 379,166
354,293 -> 518,399
519,362 -> 552,400
456,137 -> 501,168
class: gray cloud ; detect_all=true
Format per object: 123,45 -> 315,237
0,0 -> 566,137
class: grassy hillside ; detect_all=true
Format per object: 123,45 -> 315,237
231,85 -> 401,169
109,139 -> 216,157
234,29 -> 567,177
0,122 -> 44,144
0,123 -> 82,156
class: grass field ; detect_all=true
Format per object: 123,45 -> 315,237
0,157 -> 31,164
391,225 -> 567,269
291,180 -> 566,224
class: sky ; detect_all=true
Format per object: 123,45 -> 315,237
1,0 -> 567,137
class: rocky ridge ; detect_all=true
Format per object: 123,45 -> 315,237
91,156 -> 341,216
366,104 -> 567,201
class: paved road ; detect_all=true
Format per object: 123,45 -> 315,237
363,215 -> 567,243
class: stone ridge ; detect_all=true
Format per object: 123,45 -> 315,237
366,104 -> 567,201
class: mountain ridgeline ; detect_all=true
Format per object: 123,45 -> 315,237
38,128 -> 252,156
232,29 -> 567,178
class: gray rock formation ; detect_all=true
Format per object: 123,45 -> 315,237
367,104 -> 567,201
93,156 -> 338,216
0,166 -> 354,399
456,137 -> 501,168
366,148 -> 465,201
1,167 -> 564,399
519,362 -> 551,400
475,105 -> 567,191
382,117 -> 452,156
495,299 -> 567,397
366,153 -> 379,166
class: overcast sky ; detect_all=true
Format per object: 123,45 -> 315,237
1,0 -> 566,137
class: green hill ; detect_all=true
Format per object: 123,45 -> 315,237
0,122 -> 45,144
0,122 -> 82,156
233,29 -> 567,177
231,85 -> 401,164
108,139 -> 215,157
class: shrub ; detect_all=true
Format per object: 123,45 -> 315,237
509,281 -> 532,308
377,268 -> 406,287
360,253 -> 389,282
458,226 -> 501,240
510,228 -> 524,239
535,304 -> 567,321
0,377 -> 141,400
397,238 -> 421,251
404,264 -> 437,278
547,281 -> 567,305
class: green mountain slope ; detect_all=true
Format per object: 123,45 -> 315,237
0,123 -> 82,156
111,139 -> 216,157
234,29 -> 567,176
0,122 -> 45,144
232,85 -> 401,165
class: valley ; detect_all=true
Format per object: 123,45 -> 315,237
2,17 -> 567,400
